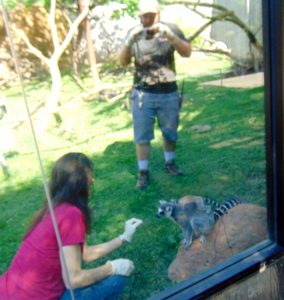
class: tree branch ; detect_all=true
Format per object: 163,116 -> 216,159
54,0 -> 90,60
190,7 -> 211,20
161,0 -> 228,12
225,15 -> 262,50
49,0 -> 60,49
188,11 -> 233,42
13,27 -> 49,66
165,0 -> 263,52
193,46 -> 231,57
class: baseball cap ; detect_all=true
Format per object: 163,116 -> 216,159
138,0 -> 159,15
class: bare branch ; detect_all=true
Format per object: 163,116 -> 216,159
225,15 -> 262,51
13,27 -> 49,66
188,11 -> 233,42
161,0 -> 228,12
49,0 -> 60,49
193,47 -> 231,57
190,7 -> 211,20
165,0 -> 263,52
54,0 -> 90,60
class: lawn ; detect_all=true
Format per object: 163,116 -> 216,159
0,53 -> 266,299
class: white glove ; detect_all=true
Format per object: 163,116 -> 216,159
108,259 -> 135,276
125,25 -> 145,47
153,23 -> 176,42
119,218 -> 143,243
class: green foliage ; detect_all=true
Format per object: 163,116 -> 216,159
116,0 -> 138,16
0,54 -> 266,299
2,0 -> 76,8
2,0 -> 139,17
3,0 -> 45,8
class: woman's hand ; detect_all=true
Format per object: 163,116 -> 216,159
107,259 -> 135,276
120,218 -> 143,243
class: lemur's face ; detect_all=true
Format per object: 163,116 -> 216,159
0,105 -> 7,121
157,200 -> 177,218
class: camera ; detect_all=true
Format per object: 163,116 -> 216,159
144,28 -> 155,40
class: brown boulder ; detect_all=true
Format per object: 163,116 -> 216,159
168,203 -> 267,282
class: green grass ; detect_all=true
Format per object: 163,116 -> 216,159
0,54 -> 266,299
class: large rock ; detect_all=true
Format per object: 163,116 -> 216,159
168,202 -> 267,282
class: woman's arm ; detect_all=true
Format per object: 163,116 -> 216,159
61,245 -> 113,289
82,237 -> 123,263
83,218 -> 143,263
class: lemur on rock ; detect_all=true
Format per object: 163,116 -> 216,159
157,196 -> 241,249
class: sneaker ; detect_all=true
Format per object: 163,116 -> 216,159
136,170 -> 149,190
165,160 -> 183,176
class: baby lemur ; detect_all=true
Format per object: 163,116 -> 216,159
157,196 -> 241,249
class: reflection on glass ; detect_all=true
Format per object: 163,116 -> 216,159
151,0 -> 266,296
0,1 -> 266,299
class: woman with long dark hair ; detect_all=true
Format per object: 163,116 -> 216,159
0,152 -> 143,299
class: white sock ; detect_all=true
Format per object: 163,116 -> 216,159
138,160 -> 149,170
164,151 -> 176,162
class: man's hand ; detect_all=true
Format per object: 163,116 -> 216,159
125,25 -> 145,47
107,259 -> 135,276
153,23 -> 176,42
120,218 -> 143,242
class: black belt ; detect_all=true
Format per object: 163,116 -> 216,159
134,82 -> 177,94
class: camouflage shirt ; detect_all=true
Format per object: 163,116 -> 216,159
130,22 -> 187,92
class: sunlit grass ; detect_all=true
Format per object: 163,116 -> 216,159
0,54 -> 265,299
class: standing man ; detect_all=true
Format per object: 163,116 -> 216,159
118,0 -> 192,189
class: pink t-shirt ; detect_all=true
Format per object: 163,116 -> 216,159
0,203 -> 86,300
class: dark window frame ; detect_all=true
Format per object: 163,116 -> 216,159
150,0 -> 284,299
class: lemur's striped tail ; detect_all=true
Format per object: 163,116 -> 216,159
203,197 -> 220,209
213,198 -> 241,222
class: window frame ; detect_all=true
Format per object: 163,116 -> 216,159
150,0 -> 284,299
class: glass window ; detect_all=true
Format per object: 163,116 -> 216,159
0,1 -> 283,300
149,0 -> 284,298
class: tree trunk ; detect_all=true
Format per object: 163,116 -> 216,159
48,57 -> 62,126
86,17 -> 100,87
78,0 -> 100,88
36,57 -> 62,132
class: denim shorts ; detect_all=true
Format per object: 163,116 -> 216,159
130,89 -> 180,144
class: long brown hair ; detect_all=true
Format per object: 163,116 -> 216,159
25,152 -> 93,237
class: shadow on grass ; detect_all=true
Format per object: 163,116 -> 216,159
0,178 -> 43,273
0,74 -> 267,299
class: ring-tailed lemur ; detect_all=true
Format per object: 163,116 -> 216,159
157,197 -> 241,249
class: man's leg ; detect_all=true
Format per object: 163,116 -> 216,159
163,139 -> 183,176
163,138 -> 177,164
130,89 -> 155,189
157,91 -> 183,176
136,143 -> 151,189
